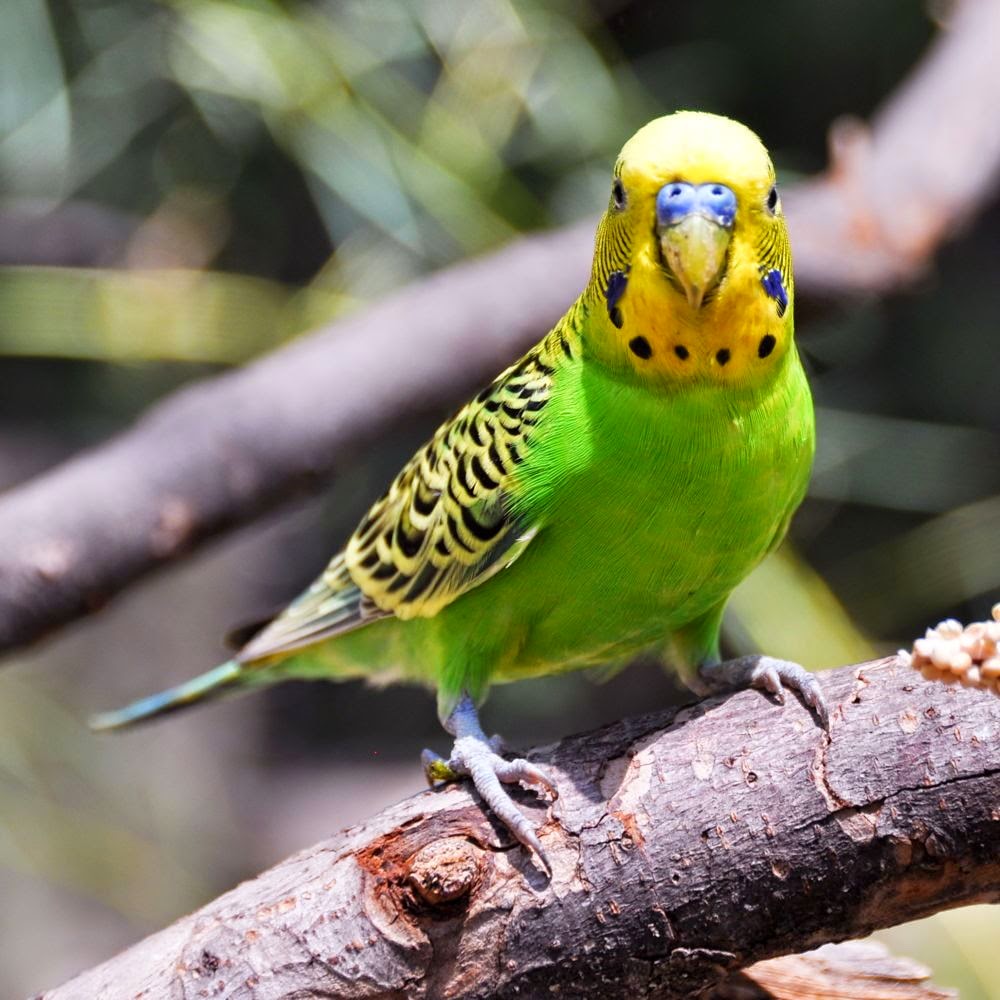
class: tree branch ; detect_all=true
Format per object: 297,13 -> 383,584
36,659 -> 1000,999
785,0 -> 1000,295
3,0 -> 1000,655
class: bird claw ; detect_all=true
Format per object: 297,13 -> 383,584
700,654 -> 830,731
421,734 -> 556,875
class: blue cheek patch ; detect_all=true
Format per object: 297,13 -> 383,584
605,268 -> 629,329
761,268 -> 788,317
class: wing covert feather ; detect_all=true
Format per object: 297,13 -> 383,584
345,343 -> 556,619
235,335 -> 566,663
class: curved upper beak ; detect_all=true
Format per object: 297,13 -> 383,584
655,182 -> 737,309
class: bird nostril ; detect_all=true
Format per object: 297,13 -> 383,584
670,186 -> 683,197
711,186 -> 723,196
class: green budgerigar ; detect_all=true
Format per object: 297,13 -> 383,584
94,112 -> 827,872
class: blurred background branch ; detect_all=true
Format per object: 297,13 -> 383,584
3,1 -> 1000,996
786,0 -> 1000,294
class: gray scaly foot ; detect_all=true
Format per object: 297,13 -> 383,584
422,694 -> 557,874
699,654 -> 830,730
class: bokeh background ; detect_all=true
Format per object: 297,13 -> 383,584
1,1 -> 998,995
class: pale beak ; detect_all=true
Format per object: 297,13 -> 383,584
655,182 -> 737,309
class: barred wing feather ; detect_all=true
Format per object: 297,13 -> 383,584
235,344 -> 555,663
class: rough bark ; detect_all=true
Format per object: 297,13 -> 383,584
2,0 -> 1000,656
38,658 -> 1000,999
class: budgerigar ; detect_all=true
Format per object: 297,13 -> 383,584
93,112 -> 827,873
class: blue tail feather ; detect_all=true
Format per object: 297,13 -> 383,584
89,661 -> 243,732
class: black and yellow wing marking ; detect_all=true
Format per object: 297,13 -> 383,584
236,342 -> 560,663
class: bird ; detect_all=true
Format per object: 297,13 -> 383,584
92,111 -> 827,874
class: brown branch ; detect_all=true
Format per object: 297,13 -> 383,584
3,0 -> 1000,655
785,0 -> 1000,295
36,659 -> 1000,999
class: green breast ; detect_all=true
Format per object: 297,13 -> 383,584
488,347 -> 815,678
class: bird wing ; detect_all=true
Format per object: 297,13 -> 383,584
235,344 -> 556,663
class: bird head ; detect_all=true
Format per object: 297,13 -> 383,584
587,111 -> 793,388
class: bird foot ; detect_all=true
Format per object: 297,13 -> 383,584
422,731 -> 508,783
699,654 -> 830,730
422,707 -> 557,875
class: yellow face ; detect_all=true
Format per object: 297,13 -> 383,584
586,112 -> 793,390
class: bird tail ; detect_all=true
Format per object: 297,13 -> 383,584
89,660 -> 244,732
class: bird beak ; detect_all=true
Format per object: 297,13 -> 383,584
655,182 -> 736,310
658,215 -> 732,310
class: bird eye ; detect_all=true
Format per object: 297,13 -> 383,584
611,179 -> 627,210
766,185 -> 779,214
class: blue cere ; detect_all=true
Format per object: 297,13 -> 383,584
655,182 -> 697,225
761,268 -> 788,314
697,183 -> 737,226
656,182 -> 737,228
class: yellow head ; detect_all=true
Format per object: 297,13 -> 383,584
585,111 -> 792,389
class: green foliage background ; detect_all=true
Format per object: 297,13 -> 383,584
1,1 -> 998,994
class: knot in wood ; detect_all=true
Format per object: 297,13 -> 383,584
407,837 -> 481,906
